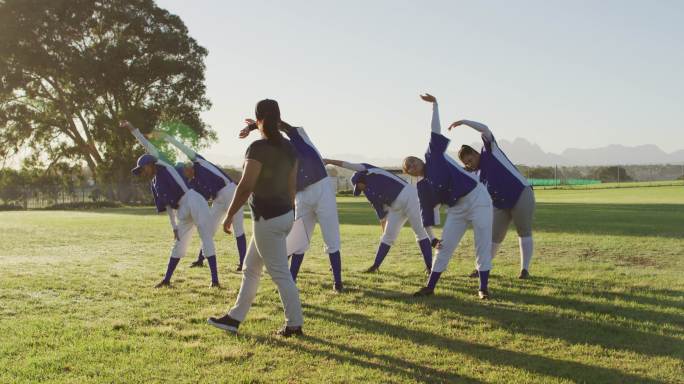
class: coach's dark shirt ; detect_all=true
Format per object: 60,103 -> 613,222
245,138 -> 298,220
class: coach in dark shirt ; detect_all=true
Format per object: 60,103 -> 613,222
208,99 -> 304,337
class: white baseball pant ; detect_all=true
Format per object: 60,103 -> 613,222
208,183 -> 245,238
287,177 -> 341,254
228,211 -> 303,327
381,184 -> 429,245
431,183 -> 493,273
170,189 -> 216,259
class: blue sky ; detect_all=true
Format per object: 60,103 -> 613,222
157,0 -> 684,166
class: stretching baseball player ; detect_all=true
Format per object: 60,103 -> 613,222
240,119 -> 344,293
151,131 -> 247,271
402,94 -> 494,299
454,120 -> 536,279
121,121 -> 220,288
324,159 -> 434,273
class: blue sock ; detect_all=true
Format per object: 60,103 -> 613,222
289,253 -> 305,281
328,251 -> 342,286
163,257 -> 180,282
479,270 -> 490,291
206,255 -> 219,284
426,271 -> 442,290
418,238 -> 433,270
235,234 -> 247,266
196,249 -> 204,262
373,243 -> 391,268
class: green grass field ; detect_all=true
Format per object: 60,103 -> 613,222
1,186 -> 683,383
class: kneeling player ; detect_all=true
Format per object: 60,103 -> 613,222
324,159 -> 434,273
121,121 -> 220,288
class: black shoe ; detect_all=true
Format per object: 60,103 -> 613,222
276,325 -> 303,337
207,314 -> 240,334
154,280 -> 171,288
333,282 -> 344,293
190,260 -> 204,268
363,265 -> 379,273
478,290 -> 490,300
518,269 -> 530,279
210,281 -> 221,288
413,287 -> 434,297
236,264 -> 243,272
468,269 -> 479,278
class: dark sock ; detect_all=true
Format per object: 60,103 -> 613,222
328,251 -> 342,285
163,257 -> 180,282
426,271 -> 442,290
206,255 -> 219,284
235,234 -> 247,266
479,270 -> 490,291
373,243 -> 391,268
289,253 -> 305,281
418,238 -> 433,270
196,249 -> 204,263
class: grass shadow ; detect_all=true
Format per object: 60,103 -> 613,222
305,304 -> 670,384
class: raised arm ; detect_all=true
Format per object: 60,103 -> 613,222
120,120 -> 159,158
323,159 -> 367,172
449,120 -> 493,141
420,93 -> 441,134
158,132 -> 197,161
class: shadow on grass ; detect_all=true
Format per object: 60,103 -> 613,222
358,281 -> 683,362
304,304 -> 669,384
253,334 -> 482,383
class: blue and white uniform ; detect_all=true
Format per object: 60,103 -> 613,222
417,102 -> 493,292
281,125 -> 343,289
131,128 -> 219,284
342,162 -> 433,270
461,120 -> 536,272
163,134 -> 247,266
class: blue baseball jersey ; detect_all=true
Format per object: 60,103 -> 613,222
283,127 -> 328,191
418,132 -> 478,226
151,162 -> 190,213
478,134 -> 529,209
354,164 -> 407,220
189,154 -> 235,201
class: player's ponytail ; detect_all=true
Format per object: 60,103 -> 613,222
255,99 -> 283,144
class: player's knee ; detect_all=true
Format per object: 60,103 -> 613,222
516,227 -> 532,238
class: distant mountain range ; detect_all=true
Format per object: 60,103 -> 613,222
328,139 -> 684,168
207,140 -> 684,169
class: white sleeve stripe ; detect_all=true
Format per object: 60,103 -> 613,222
296,127 -> 325,160
196,158 -> 229,183
491,147 -> 529,186
444,154 -> 479,182
366,168 -> 408,185
158,161 -> 189,192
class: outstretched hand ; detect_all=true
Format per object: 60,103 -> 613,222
239,118 -> 257,139
119,120 -> 134,131
448,120 -> 465,131
419,93 -> 437,103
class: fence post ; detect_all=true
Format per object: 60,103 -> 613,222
617,166 -> 620,186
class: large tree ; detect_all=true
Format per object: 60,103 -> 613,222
0,0 -> 214,198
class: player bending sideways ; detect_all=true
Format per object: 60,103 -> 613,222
121,121 -> 220,288
324,159 -> 435,274
240,119 -> 344,293
402,94 -> 494,300
150,131 -> 247,271
453,120 -> 536,279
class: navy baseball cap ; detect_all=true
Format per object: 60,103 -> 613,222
351,172 -> 366,196
131,154 -> 157,175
